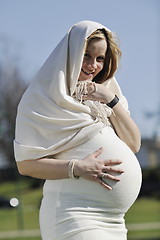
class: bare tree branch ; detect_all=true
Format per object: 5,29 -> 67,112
0,47 -> 28,167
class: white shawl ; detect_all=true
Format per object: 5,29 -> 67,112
14,20 -> 129,162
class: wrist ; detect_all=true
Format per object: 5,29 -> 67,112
68,159 -> 79,179
104,93 -> 115,104
106,95 -> 119,108
73,160 -> 81,178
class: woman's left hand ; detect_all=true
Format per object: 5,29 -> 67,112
81,82 -> 141,153
81,82 -> 114,103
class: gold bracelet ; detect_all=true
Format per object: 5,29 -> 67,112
68,159 -> 79,179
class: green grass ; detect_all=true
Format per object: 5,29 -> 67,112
5,238 -> 40,240
125,197 -> 160,223
0,180 -> 160,240
128,229 -> 160,239
0,178 -> 42,231
125,197 -> 160,239
2,238 -> 40,240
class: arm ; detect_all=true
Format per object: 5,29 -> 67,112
109,101 -> 141,153
82,82 -> 141,153
16,147 -> 124,190
17,158 -> 69,180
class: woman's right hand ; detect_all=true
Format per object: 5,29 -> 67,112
74,147 -> 124,190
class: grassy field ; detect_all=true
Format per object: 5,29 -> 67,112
0,179 -> 41,231
0,179 -> 160,240
2,238 -> 40,240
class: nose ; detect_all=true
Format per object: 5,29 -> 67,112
88,59 -> 97,70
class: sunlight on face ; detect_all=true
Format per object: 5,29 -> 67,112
78,39 -> 107,81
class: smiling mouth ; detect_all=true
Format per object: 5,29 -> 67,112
81,69 -> 94,75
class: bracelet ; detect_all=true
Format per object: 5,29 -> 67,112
68,159 -> 79,179
106,95 -> 119,108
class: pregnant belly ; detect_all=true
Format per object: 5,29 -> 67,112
51,126 -> 142,213
97,127 -> 142,212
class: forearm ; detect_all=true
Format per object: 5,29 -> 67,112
16,148 -> 124,190
109,102 -> 141,153
16,158 -> 70,180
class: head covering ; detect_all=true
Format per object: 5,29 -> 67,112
14,20 -> 129,161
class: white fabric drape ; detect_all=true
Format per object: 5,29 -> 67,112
14,20 -> 129,162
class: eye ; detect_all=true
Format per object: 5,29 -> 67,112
84,53 -> 90,58
97,56 -> 105,62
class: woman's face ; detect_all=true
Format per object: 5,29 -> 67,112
78,38 -> 107,81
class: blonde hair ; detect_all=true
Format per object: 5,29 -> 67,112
87,29 -> 121,83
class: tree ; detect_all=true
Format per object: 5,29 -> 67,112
0,49 -> 28,168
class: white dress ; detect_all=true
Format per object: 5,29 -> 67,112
39,126 -> 142,240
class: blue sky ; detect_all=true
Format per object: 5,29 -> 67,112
0,0 -> 160,138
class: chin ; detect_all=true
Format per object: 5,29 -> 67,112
78,71 -> 94,82
79,76 -> 93,82
80,78 -> 92,82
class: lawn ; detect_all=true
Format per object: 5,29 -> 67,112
0,179 -> 41,231
0,179 -> 160,240
2,238 -> 40,240
126,197 -> 160,223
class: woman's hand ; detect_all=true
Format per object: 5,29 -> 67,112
81,82 -> 114,103
81,82 -> 141,153
74,147 -> 124,190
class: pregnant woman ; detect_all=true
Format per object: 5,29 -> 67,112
14,20 -> 142,240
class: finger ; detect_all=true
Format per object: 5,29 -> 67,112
92,147 -> 103,158
89,84 -> 97,94
87,83 -> 94,93
82,94 -> 94,101
96,177 -> 112,190
101,173 -> 121,181
104,166 -> 124,173
104,159 -> 123,166
83,147 -> 103,161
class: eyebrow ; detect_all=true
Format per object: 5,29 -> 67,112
85,50 -> 105,57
